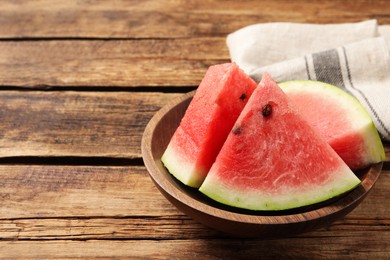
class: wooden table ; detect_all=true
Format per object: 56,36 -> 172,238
0,1 -> 389,258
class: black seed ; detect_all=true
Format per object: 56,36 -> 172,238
239,93 -> 246,101
232,125 -> 242,135
262,103 -> 272,117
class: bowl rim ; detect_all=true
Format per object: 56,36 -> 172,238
142,91 -> 383,225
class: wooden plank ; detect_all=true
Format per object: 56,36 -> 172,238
0,234 -> 390,259
0,166 -> 389,256
0,217 -> 221,240
0,91 -> 180,158
0,216 -> 389,241
0,39 -> 227,87
1,0 -> 390,38
1,91 -> 389,161
0,165 -> 177,218
0,165 -> 388,221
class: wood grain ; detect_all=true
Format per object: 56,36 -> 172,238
0,164 -> 388,223
0,39 -> 226,87
1,0 -> 390,38
1,231 -> 390,259
0,217 -> 221,241
0,165 -> 177,219
1,216 -> 389,241
0,164 -> 389,258
1,91 -> 389,162
1,0 -> 390,257
0,91 -> 180,158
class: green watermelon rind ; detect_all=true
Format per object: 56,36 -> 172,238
279,80 -> 385,166
161,142 -> 205,188
199,166 -> 361,211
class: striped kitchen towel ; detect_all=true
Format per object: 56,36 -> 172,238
227,20 -> 390,141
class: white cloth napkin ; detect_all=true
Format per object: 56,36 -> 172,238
227,20 -> 390,141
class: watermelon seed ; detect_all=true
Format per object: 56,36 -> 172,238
262,103 -> 272,117
239,93 -> 246,101
232,125 -> 242,135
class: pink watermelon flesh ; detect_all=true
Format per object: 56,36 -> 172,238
161,63 -> 257,188
199,73 -> 361,211
279,80 -> 385,171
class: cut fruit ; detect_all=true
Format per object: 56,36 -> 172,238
279,80 -> 385,170
161,63 -> 257,188
199,74 -> 361,211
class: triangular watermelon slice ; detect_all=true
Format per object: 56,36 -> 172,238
161,63 -> 257,187
279,80 -> 385,171
199,73 -> 361,211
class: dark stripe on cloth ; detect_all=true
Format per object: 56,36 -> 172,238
304,56 -> 312,80
312,49 -> 345,89
342,47 -> 390,136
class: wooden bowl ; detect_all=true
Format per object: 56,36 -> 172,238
141,91 -> 383,238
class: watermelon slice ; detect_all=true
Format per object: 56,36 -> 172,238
161,63 -> 257,187
279,80 -> 385,171
199,73 -> 361,211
